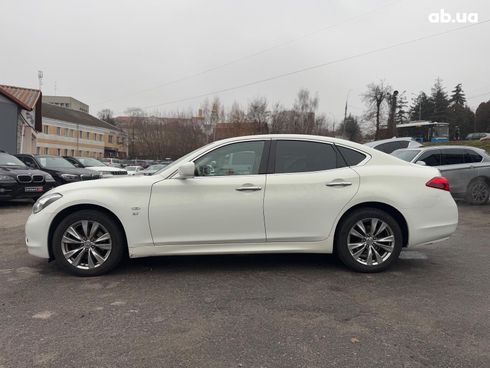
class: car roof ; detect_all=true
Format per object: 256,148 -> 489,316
364,137 -> 417,147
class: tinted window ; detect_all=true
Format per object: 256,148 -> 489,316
375,141 -> 406,154
465,150 -> 482,163
274,141 -> 337,173
195,141 -> 265,176
18,156 -> 38,168
441,149 -> 465,165
418,151 -> 442,166
337,146 -> 366,166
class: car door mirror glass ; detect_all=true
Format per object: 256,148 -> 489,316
178,162 -> 195,178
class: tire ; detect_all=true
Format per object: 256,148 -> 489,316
52,210 -> 126,276
336,208 -> 403,273
465,178 -> 489,205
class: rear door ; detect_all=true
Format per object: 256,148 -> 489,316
263,139 -> 361,242
437,148 -> 476,195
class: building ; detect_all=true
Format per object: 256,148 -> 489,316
42,95 -> 89,113
0,84 -> 42,154
37,103 -> 128,158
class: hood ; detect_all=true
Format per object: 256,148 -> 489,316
84,166 -> 126,172
0,166 -> 50,176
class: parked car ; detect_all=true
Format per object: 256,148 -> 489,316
480,134 -> 490,142
465,132 -> 489,140
15,155 -> 101,185
0,151 -> 56,201
365,137 -> 422,154
101,158 -> 124,168
140,163 -> 168,176
63,157 -> 127,177
25,134 -> 458,276
392,146 -> 490,205
125,165 -> 144,175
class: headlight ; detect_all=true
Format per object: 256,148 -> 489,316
60,173 -> 80,182
32,193 -> 62,214
45,174 -> 56,183
0,175 -> 16,183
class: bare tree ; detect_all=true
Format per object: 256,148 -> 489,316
362,81 -> 392,140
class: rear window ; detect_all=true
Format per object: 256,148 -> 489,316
336,146 -> 366,166
375,141 -> 408,154
465,150 -> 482,163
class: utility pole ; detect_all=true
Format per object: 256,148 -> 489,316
343,90 -> 351,138
37,71 -> 43,91
388,90 -> 399,137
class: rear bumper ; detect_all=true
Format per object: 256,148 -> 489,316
405,197 -> 458,247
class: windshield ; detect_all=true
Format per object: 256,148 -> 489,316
76,157 -> 106,167
391,149 -> 421,162
0,153 -> 27,167
146,164 -> 165,171
37,156 -> 76,169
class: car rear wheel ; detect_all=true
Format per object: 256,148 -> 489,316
336,208 -> 403,272
465,178 -> 489,205
52,210 -> 125,276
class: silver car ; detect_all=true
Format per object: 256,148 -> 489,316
392,146 -> 490,205
365,137 -> 422,154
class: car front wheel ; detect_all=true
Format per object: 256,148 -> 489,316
52,210 -> 125,276
336,208 -> 403,272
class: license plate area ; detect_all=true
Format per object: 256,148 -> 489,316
25,187 -> 44,193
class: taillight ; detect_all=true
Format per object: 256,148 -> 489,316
426,177 -> 450,191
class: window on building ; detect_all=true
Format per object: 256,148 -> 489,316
36,147 -> 40,154
56,127 -> 61,135
57,148 -> 61,156
108,135 -> 113,143
86,132 -> 90,139
79,131 -> 83,138
71,149 -> 75,156
64,149 -> 68,155
43,125 -> 49,134
44,147 -> 49,154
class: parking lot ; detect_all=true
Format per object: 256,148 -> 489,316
0,201 -> 488,368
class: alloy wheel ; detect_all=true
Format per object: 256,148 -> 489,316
61,220 -> 112,270
347,218 -> 395,266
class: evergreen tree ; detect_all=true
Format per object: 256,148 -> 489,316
429,78 -> 450,122
447,83 -> 473,138
450,83 -> 466,106
395,91 -> 408,124
409,92 -> 433,121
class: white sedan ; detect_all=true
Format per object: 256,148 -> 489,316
25,135 -> 458,276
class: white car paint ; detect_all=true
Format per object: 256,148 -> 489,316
84,165 -> 127,177
25,135 -> 458,263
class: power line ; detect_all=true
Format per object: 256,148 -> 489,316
93,0 -> 402,107
467,91 -> 490,100
136,19 -> 490,111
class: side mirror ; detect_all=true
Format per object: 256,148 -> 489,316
178,162 -> 195,178
416,160 -> 426,166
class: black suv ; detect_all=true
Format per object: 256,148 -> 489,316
15,154 -> 102,186
0,151 -> 57,201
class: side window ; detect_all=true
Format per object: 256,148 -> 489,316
337,146 -> 367,166
465,150 -> 482,163
418,151 -> 442,166
441,149 -> 465,165
194,141 -> 265,177
274,141 -> 337,173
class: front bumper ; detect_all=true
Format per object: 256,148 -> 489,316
0,183 -> 56,200
25,211 -> 53,259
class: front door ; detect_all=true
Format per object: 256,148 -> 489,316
149,140 -> 269,245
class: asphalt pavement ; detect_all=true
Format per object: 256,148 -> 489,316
0,200 -> 489,368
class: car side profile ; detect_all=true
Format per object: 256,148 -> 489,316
63,156 -> 128,177
392,146 -> 490,205
25,135 -> 458,276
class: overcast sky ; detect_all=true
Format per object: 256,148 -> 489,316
1,0 -> 489,123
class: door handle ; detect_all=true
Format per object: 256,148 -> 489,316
236,185 -> 262,192
326,181 -> 352,187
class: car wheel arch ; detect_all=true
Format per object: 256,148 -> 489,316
333,202 -> 409,251
47,204 -> 129,261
